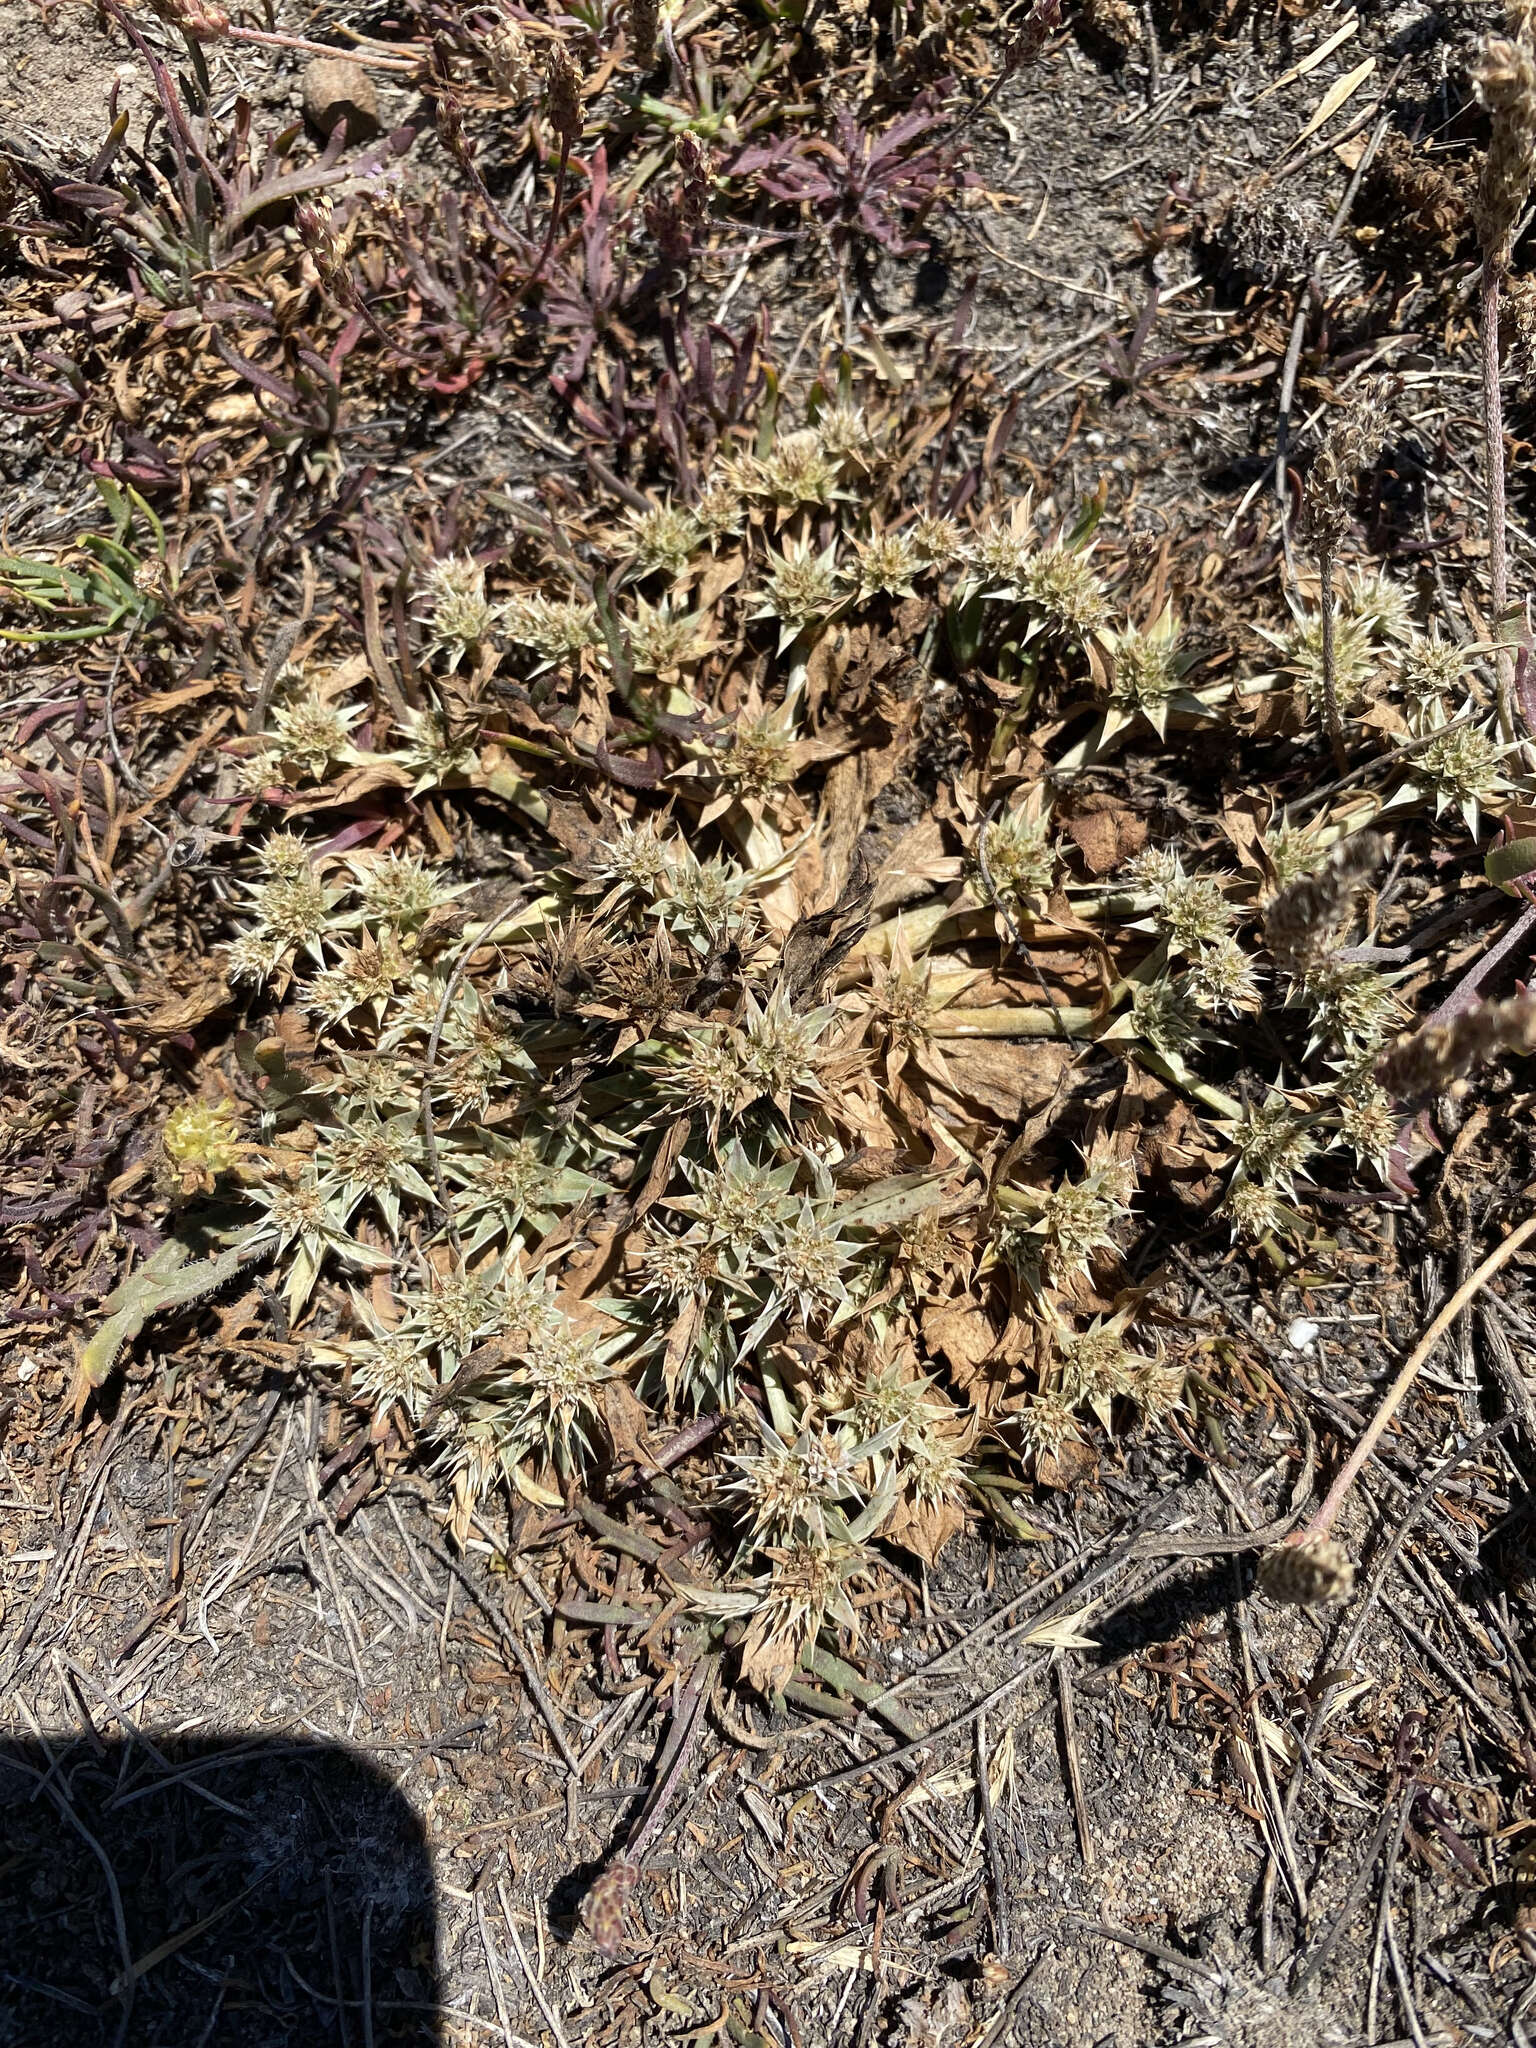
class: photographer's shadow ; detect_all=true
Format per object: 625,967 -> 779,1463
0,1733 -> 440,2046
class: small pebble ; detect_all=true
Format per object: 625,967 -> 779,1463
1286,1317 -> 1319,1353
301,56 -> 381,142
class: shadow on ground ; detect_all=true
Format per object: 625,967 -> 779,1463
0,1734 -> 439,2046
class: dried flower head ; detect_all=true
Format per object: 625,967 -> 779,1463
1376,992 -> 1536,1106
485,16 -> 535,96
1299,382 -> 1391,553
1475,33 -> 1536,257
1265,831 -> 1384,977
1257,1535 -> 1355,1608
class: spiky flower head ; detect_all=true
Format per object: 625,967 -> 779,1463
500,593 -> 601,660
767,1199 -> 855,1322
1102,612 -> 1187,732
725,1418 -> 873,1547
855,529 -> 922,597
652,850 -> 757,953
1337,1082 -> 1400,1177
756,537 -> 845,643
670,1143 -> 797,1254
302,928 -> 414,1029
1224,1088 -> 1315,1196
968,516 -> 1035,589
393,705 -> 481,794
1413,707 -> 1510,836
1302,959 -> 1404,1056
999,1158 -> 1134,1286
909,512 -> 966,569
1396,628 -> 1472,712
626,500 -> 702,578
1221,1175 -> 1289,1243
694,472 -> 746,544
1184,934 -> 1261,1016
316,1103 -> 433,1232
1263,820 -> 1328,888
496,1314 -> 620,1473
267,680 -> 363,780
974,795 -> 1055,913
1023,544 -> 1111,637
590,816 -> 676,900
1130,974 -> 1202,1057
355,851 -> 458,927
745,428 -> 842,507
244,862 -> 346,966
738,1539 -> 868,1694
420,555 -> 501,670
1134,855 -> 1235,956
626,595 -> 709,673
1056,1318 -> 1137,1420
349,1327 -> 439,1422
402,1263 -> 511,1366
815,402 -> 880,466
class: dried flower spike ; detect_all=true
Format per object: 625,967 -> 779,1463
545,45 -> 583,152
627,0 -> 659,70
1257,1535 -> 1355,1608
1375,991 -> 1536,1107
1475,35 -> 1536,259
1265,830 -> 1384,978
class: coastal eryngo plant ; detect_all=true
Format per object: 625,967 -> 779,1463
83,294 -> 1536,1693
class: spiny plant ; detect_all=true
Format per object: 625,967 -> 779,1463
76,297 -> 1536,1691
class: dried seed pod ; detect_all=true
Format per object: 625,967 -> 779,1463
1375,992 -> 1536,1106
545,45 -> 583,152
1475,35 -> 1536,259
627,0 -> 659,71
1264,830 -> 1385,977
1257,1535 -> 1355,1608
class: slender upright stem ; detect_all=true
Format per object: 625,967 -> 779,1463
1482,247 -> 1516,740
1304,1211 -> 1536,1543
1318,543 -> 1346,770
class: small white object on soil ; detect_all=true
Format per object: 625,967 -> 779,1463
1285,1317 -> 1319,1353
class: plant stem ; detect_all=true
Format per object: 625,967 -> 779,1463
1482,247 -> 1516,740
1304,1211 -> 1536,1543
1318,542 -> 1346,771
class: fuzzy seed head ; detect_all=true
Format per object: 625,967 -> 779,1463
1258,1535 -> 1354,1607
